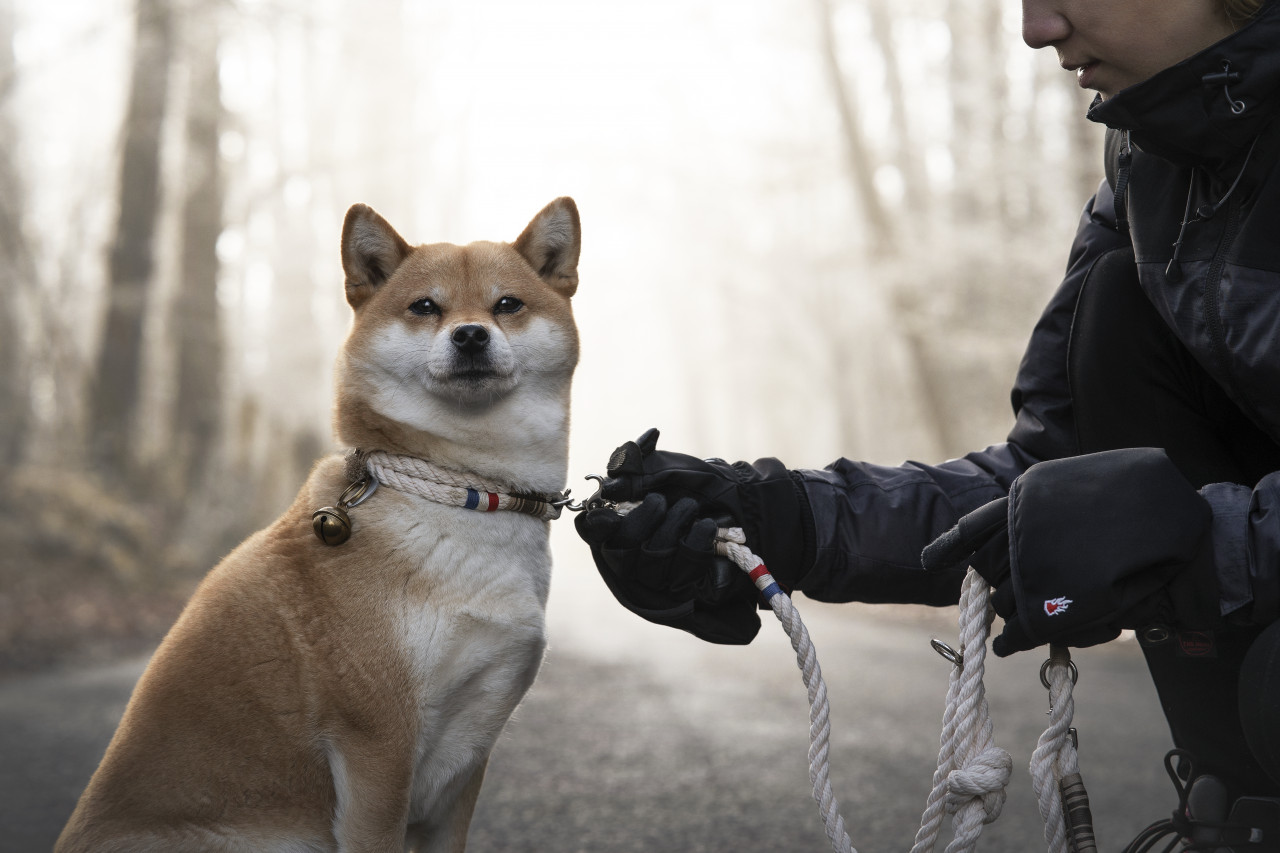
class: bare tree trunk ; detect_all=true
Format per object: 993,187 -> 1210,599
947,0 -> 983,222
168,0 -> 225,490
0,0 -> 35,475
89,0 -> 172,478
981,0 -> 1011,227
867,0 -> 928,222
812,0 -> 955,459
814,0 -> 896,256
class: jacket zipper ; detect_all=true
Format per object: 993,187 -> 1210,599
1113,131 -> 1132,234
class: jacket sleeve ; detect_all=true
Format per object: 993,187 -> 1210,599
794,180 -> 1132,605
1203,476 -> 1280,626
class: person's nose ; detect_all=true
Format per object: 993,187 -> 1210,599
1022,0 -> 1071,48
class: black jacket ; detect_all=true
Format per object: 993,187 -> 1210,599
794,1 -> 1280,628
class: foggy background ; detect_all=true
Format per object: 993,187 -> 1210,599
0,0 -> 1103,670
0,2 -> 1163,847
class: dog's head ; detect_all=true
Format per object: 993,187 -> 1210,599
333,199 -> 581,477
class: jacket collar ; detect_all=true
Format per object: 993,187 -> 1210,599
1088,0 -> 1280,168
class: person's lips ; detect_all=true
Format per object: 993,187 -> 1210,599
1063,59 -> 1099,89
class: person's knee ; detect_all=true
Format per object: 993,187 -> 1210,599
1071,250 -> 1174,442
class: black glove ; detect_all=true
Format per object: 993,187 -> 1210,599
575,492 -> 762,644
921,448 -> 1219,657
596,428 -> 815,590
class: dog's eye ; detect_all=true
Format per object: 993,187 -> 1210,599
494,296 -> 524,315
408,298 -> 441,316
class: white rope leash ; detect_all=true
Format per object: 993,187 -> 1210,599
1032,646 -> 1094,853
911,570 -> 1011,853
713,529 -> 1090,853
716,527 -> 854,853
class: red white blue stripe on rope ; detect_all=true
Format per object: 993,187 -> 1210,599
464,489 -> 501,512
748,564 -> 784,602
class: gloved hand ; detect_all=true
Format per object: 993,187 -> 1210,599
574,428 -> 815,645
594,428 -> 815,589
575,492 -> 763,644
921,448 -> 1220,657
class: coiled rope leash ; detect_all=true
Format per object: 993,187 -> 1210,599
714,528 -> 1096,853
911,570 -> 1011,853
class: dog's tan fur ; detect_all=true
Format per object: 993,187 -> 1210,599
56,198 -> 581,853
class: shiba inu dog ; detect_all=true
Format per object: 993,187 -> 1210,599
56,197 -> 582,853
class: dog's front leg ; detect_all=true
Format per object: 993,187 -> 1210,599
404,758 -> 489,853
325,736 -> 413,853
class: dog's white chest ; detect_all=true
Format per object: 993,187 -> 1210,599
387,503 -> 551,824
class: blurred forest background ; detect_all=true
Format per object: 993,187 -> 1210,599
0,0 -> 1101,672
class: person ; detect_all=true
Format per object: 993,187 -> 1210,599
575,0 -> 1280,844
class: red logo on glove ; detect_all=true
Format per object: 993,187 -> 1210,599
1044,596 -> 1072,616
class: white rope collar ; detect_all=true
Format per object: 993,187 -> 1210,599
357,449 -> 567,521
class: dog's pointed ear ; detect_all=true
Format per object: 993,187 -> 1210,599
341,203 -> 412,309
513,197 -> 580,297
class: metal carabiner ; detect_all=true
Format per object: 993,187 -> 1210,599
555,474 -> 615,513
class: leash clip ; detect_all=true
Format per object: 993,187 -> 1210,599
556,474 -> 615,513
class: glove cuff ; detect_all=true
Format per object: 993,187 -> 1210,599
734,459 -> 815,591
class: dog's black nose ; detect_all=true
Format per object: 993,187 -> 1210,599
451,324 -> 490,354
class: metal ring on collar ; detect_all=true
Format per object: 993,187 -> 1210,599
339,476 -> 379,509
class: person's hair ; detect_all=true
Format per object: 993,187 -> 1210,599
1223,0 -> 1266,25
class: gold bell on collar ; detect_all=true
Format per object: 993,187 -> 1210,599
312,506 -> 352,546
311,476 -> 378,546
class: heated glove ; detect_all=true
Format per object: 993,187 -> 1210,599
575,493 -> 763,643
921,448 -> 1220,657
596,428 -> 814,585
574,428 -> 815,644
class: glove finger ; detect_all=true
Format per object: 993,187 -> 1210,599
991,616 -> 1038,657
921,498 -> 1009,572
665,518 -> 719,597
630,499 -> 702,592
605,428 -> 661,478
967,525 -> 1011,587
613,493 -> 668,547
684,516 -> 719,553
990,579 -> 1017,619
691,521 -> 745,604
635,427 -> 660,455
574,507 -> 622,544
646,497 -> 700,553
697,556 -> 745,604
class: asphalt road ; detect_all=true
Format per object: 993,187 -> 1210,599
1,558 -> 1178,853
